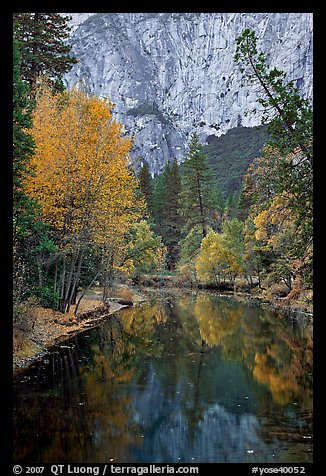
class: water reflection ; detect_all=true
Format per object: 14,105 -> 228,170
191,293 -> 313,406
13,290 -> 313,463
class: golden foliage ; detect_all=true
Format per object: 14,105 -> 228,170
253,347 -> 305,405
196,230 -> 243,284
25,84 -> 145,251
254,192 -> 294,244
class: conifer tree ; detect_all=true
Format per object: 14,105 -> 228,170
234,28 -> 312,231
13,36 -> 57,308
13,13 -> 77,92
138,161 -> 153,215
234,28 -> 313,164
210,186 -> 225,232
162,159 -> 182,268
152,159 -> 182,269
224,190 -> 241,220
13,36 -> 34,220
13,36 -> 35,306
179,133 -> 215,239
152,167 -> 167,233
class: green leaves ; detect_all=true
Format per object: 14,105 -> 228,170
126,220 -> 166,275
138,160 -> 153,215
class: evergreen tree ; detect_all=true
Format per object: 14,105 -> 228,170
161,159 -> 182,268
13,36 -> 34,219
234,28 -> 312,232
179,133 -> 215,239
152,165 -> 168,233
237,184 -> 255,222
210,186 -> 225,232
13,36 -> 35,308
152,159 -> 182,269
224,190 -> 240,220
138,160 -> 153,215
13,13 -> 77,92
235,28 -> 313,164
13,36 -> 57,308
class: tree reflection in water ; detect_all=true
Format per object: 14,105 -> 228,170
13,291 -> 312,463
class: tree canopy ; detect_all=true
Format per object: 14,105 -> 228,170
13,13 -> 77,92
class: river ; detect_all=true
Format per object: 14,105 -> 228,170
13,289 -> 313,463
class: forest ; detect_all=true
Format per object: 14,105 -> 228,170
13,14 -> 313,334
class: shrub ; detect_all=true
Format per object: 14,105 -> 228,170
266,282 -> 290,298
32,286 -> 60,309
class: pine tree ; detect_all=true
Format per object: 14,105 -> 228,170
151,159 -> 183,269
210,184 -> 225,232
13,36 -> 35,305
224,190 -> 240,220
179,133 -> 215,239
13,13 -> 77,92
13,36 -> 57,308
13,36 -> 34,218
152,166 -> 168,233
138,161 -> 153,215
235,28 -> 313,164
162,159 -> 182,268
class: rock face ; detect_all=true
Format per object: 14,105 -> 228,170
63,13 -> 313,175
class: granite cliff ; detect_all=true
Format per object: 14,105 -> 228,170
63,13 -> 313,174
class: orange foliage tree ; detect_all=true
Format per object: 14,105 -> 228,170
242,144 -> 313,293
25,84 -> 145,312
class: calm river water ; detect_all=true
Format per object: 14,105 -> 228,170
13,290 -> 313,463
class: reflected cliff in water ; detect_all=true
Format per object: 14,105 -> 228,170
13,290 -> 312,463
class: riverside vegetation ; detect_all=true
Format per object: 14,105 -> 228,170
13,16 -> 313,370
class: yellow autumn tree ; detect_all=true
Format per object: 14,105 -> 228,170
253,193 -> 307,292
196,229 -> 243,285
242,143 -> 313,294
25,83 -> 145,312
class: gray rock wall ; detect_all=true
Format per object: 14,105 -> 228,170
63,13 -> 313,174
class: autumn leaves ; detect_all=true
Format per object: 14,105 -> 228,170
25,83 -> 145,312
27,85 -> 142,242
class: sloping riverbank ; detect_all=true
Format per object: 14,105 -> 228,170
13,285 -> 146,373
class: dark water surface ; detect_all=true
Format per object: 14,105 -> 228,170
13,290 -> 313,463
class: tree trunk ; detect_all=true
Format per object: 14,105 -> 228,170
63,252 -> 78,313
36,255 -> 43,287
59,255 -> 67,313
196,172 -> 206,239
53,261 -> 58,295
74,268 -> 102,316
66,250 -> 83,313
102,250 -> 114,303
